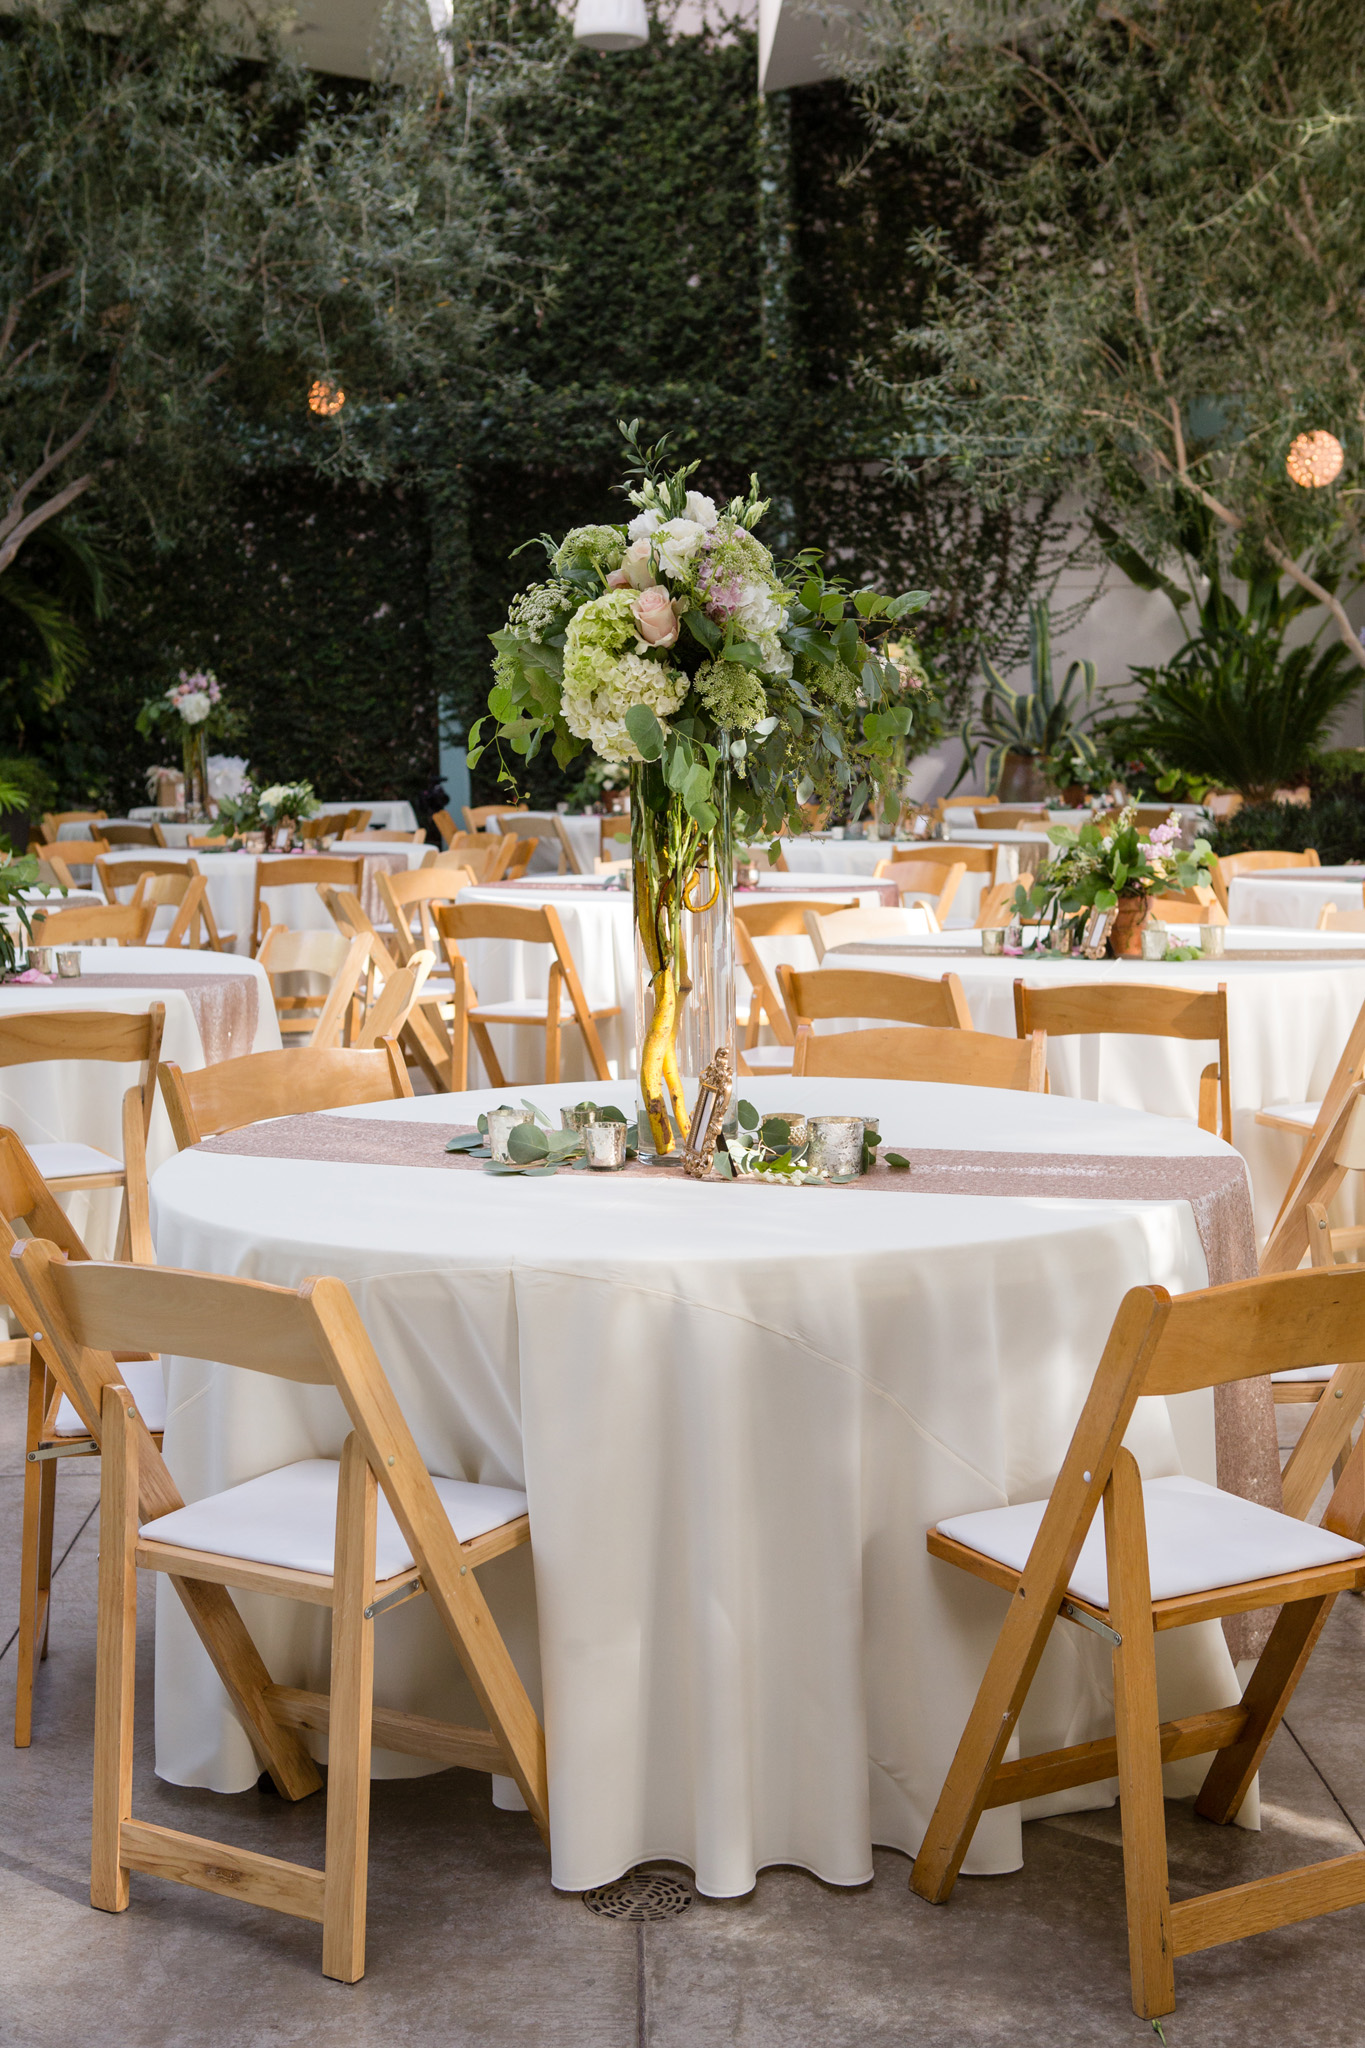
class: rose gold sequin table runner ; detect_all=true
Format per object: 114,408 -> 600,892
83,972 -> 259,1064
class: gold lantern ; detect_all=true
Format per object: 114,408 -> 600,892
1286,430 -> 1344,488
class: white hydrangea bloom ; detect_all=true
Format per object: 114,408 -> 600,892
178,691 -> 212,724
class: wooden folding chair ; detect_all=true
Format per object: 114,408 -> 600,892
1318,900 -> 1365,932
805,904 -> 943,959
159,1041 -> 412,1148
432,808 -> 459,847
463,801 -> 527,835
1211,847 -> 1320,913
421,836 -> 515,886
100,822 -> 168,849
254,927 -> 375,1046
31,899 -> 155,947
1256,995 -> 1365,1234
495,812 -> 580,875
599,813 -> 631,863
912,1265 -> 1365,2021
352,950 -> 434,1050
1013,980 -> 1232,1138
97,855 -> 234,950
434,901 -> 618,1090
129,872 -> 211,949
299,812 -> 358,843
778,964 -> 974,1035
1150,885 -> 1227,925
6,1243 -> 547,1981
29,838 -> 111,885
974,875 -> 1035,928
0,1122 -> 161,1749
0,1008 -> 162,1258
979,805 -> 1047,829
342,828 -> 426,844
375,868 -> 475,967
320,888 -> 453,1093
883,842 -> 996,877
252,856 -> 364,951
40,810 -> 106,839
793,1023 -> 1046,1088
733,898 -> 858,1076
870,857 -> 966,921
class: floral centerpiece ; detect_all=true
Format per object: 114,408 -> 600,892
1013,807 -> 1215,956
207,776 -> 319,845
468,421 -> 936,1155
135,670 -> 241,818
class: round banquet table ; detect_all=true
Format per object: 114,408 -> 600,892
1,945 -> 278,1252
96,844 -> 428,952
149,1076 -> 1250,1897
775,838 -> 985,924
820,924 -> 1365,1237
1228,867 -> 1365,930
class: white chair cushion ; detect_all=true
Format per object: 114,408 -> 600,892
1272,1365 -> 1336,1383
30,1140 -> 122,1180
937,1474 -> 1364,1609
139,1457 -> 527,1579
738,1044 -> 796,1071
1262,1101 -> 1320,1129
54,1357 -> 166,1437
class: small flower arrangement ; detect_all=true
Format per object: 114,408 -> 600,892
1013,806 -> 1214,949
255,782 -> 319,830
0,850 -> 59,979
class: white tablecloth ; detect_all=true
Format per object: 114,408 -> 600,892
0,946 -> 279,1251
822,927 -> 1365,1236
149,1077 -> 1244,1894
97,845 -> 428,952
126,799 -> 420,841
1228,868 -> 1365,930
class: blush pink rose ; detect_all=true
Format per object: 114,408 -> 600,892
632,585 -> 680,649
606,568 -> 631,589
618,537 -> 656,591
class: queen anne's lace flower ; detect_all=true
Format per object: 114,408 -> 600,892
561,589 -> 688,761
695,659 -> 769,731
508,579 -> 577,641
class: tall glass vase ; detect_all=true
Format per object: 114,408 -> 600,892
182,725 -> 209,820
631,757 -> 735,1158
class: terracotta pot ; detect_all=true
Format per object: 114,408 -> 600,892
1108,892 -> 1152,959
997,751 -> 1053,804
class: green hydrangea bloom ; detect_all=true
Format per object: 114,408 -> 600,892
553,525 -> 626,576
508,579 -> 576,642
562,589 -> 687,760
695,659 -> 768,731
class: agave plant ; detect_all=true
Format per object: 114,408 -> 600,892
956,602 -> 1102,794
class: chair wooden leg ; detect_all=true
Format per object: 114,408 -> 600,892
15,1359 -> 52,1747
1105,1449 -> 1175,2020
545,967 -> 562,1085
322,1434 -> 376,1984
470,1021 -> 505,1090
1195,1595 -> 1335,1827
36,1453 -> 56,1662
92,1385 -> 139,1912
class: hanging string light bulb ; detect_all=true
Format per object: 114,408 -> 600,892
1286,430 -> 1344,488
308,378 -> 346,418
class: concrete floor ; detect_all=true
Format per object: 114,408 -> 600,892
3,1368 -> 1364,2048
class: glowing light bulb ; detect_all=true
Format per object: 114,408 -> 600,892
308,379 -> 345,418
1286,430 -> 1344,488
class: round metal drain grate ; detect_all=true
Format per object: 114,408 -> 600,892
582,1872 -> 694,1921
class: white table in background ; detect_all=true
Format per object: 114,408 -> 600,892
1228,867 -> 1365,930
0,946 -> 278,1252
97,844 -> 428,952
778,838 -> 986,925
149,1077 -> 1245,1897
818,924 -> 1365,1236
126,798 -> 420,841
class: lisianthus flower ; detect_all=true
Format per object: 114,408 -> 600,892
652,518 -> 708,580
682,491 -> 719,528
632,586 -> 680,649
627,509 -> 662,542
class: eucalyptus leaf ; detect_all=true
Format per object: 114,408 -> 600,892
506,1122 -> 549,1163
521,1098 -> 553,1127
885,1152 -> 911,1170
444,1131 -> 486,1153
737,1099 -> 759,1130
624,704 -> 665,762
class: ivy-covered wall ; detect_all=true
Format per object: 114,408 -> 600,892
45,24 -> 1060,816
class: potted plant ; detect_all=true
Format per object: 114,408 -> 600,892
1014,807 -> 1215,957
956,602 -> 1103,801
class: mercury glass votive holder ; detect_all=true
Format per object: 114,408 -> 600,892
1140,923 -> 1168,961
1200,923 -> 1226,958
980,928 -> 1005,957
807,1115 -> 865,1181
561,1104 -> 599,1133
487,1106 -> 534,1163
583,1120 -> 628,1171
56,950 -> 82,978
24,948 -> 56,975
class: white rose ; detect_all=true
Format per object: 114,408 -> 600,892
178,691 -> 212,725
683,491 -> 719,528
627,509 -> 662,542
653,518 -> 707,579
257,785 -> 286,807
